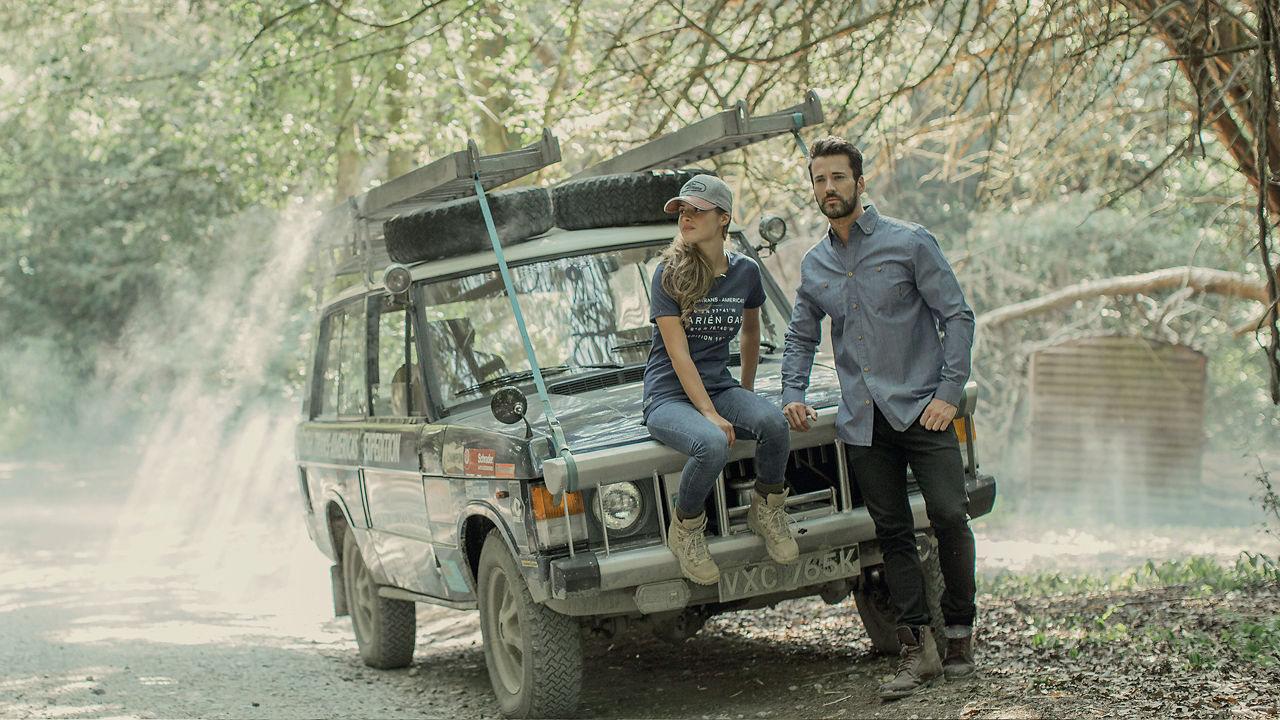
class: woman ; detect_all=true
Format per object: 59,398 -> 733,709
642,174 -> 799,585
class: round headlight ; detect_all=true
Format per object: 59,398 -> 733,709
757,215 -> 787,244
594,482 -> 643,533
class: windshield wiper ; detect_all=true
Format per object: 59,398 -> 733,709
456,366 -> 572,395
609,340 -> 652,353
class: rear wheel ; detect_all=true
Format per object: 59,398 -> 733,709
477,531 -> 582,718
342,530 -> 416,669
853,533 -> 947,654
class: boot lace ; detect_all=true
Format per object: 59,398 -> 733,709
681,526 -> 713,565
756,495 -> 794,543
895,643 -> 919,676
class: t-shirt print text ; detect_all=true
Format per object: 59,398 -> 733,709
686,295 -> 746,342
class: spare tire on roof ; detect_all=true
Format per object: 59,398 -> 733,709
551,169 -> 714,231
383,186 -> 553,265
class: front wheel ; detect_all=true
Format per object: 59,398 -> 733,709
853,533 -> 947,654
342,530 -> 416,669
477,531 -> 583,718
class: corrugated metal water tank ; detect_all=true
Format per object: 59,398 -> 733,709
1027,336 -> 1206,521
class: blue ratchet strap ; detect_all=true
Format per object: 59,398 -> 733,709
472,176 -> 580,494
790,112 -> 811,158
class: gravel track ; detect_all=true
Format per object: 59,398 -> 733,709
2,452 -> 1272,719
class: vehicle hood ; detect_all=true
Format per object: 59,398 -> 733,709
448,359 -> 844,454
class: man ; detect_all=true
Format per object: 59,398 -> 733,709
781,136 -> 977,700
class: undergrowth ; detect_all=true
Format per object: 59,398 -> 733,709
980,552 -> 1280,672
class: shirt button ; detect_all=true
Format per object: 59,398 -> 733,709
863,366 -> 870,372
847,272 -> 853,277
857,335 -> 863,340
865,399 -> 871,405
823,282 -> 828,288
852,303 -> 858,309
877,266 -> 882,271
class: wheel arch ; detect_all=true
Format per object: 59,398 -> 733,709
458,502 -> 519,592
325,495 -> 358,561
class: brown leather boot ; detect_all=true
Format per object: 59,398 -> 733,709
878,625 -> 942,700
943,631 -> 976,679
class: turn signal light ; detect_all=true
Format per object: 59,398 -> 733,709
531,485 -> 585,520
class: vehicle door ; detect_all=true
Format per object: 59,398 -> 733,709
362,292 -> 447,597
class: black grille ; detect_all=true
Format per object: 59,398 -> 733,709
548,366 -> 645,395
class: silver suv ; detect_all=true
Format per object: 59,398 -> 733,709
294,94 -> 996,718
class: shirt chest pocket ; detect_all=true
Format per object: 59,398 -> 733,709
870,261 -> 916,312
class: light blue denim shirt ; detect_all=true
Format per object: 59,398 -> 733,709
781,204 -> 974,446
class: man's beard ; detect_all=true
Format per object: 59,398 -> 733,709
819,191 -> 858,219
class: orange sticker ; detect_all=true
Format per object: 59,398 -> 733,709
465,448 -> 496,476
495,463 -> 515,478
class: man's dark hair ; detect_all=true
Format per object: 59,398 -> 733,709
808,136 -> 863,179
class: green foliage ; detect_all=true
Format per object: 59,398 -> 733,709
981,553 -> 1280,598
984,554 -> 1280,673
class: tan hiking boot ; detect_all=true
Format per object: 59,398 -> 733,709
667,513 -> 719,585
943,631 -> 976,679
747,488 -> 799,564
878,625 -> 943,701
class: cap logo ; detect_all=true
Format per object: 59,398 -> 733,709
684,180 -> 707,192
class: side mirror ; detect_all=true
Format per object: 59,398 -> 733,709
756,215 -> 788,255
491,387 -> 531,438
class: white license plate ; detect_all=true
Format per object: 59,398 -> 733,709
718,544 -> 860,602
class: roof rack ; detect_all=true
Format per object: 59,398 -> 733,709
568,90 -> 824,181
313,129 -> 561,292
363,128 -> 561,222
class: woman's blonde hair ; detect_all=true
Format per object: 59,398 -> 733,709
659,210 -> 729,327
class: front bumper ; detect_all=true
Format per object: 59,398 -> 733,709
545,471 -> 996,616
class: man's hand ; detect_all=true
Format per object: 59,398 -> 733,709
783,401 -> 818,431
920,397 -> 958,431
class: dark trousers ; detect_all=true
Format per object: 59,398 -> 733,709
845,406 -> 976,628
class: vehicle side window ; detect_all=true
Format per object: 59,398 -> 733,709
313,301 -> 367,419
370,294 -> 424,417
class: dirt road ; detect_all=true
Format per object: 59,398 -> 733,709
1,450 -> 1272,719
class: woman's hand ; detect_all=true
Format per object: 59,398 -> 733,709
701,408 -> 735,448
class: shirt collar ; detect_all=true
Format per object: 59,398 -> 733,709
855,204 -> 879,235
826,203 -> 879,246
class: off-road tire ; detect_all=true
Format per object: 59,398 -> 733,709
383,187 -> 553,265
551,169 -> 714,230
342,530 -> 416,669
477,531 -> 582,718
853,533 -> 948,655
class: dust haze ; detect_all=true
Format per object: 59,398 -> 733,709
0,198 -> 1277,709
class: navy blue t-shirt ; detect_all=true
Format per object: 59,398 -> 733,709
642,252 -> 766,421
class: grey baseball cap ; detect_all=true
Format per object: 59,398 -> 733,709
663,175 -> 733,215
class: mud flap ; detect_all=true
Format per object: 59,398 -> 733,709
331,564 -> 348,617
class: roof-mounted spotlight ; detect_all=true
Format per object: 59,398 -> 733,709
382,263 -> 411,295
756,215 -> 788,255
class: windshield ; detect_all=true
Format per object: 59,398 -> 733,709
417,240 -> 786,409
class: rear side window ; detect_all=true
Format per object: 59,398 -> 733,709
370,294 -> 425,417
313,301 -> 367,419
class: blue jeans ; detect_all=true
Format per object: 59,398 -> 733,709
646,386 -> 791,516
